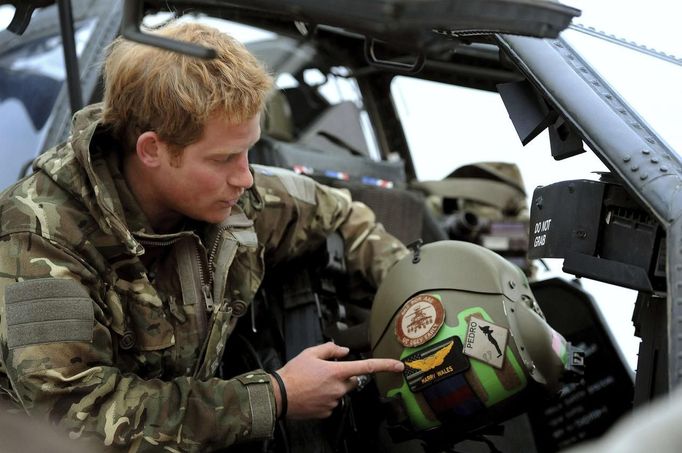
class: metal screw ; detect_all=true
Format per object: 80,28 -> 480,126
508,280 -> 516,289
631,165 -> 639,172
640,174 -> 649,180
642,149 -> 651,155
623,155 -> 631,162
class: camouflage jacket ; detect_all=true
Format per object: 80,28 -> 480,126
0,105 -> 407,451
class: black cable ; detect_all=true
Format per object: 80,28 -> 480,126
270,370 -> 288,420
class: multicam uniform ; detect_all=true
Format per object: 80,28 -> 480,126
0,105 -> 408,451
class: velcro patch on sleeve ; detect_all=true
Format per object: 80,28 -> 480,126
253,165 -> 316,205
235,371 -> 275,439
5,278 -> 94,349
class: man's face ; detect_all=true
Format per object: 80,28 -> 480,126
154,113 -> 260,225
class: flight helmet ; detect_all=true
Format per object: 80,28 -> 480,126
370,240 -> 582,440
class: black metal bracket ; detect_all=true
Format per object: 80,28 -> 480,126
5,1 -> 54,35
407,238 -> 423,263
121,0 -> 216,59
497,79 -> 557,146
563,251 -> 653,293
549,116 -> 586,160
6,3 -> 35,35
363,37 -> 425,75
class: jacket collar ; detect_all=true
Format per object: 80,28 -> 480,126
33,104 -> 199,255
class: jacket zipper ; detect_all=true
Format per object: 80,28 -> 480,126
201,225 -> 229,312
207,226 -> 229,273
193,244 -> 215,312
136,237 -> 184,247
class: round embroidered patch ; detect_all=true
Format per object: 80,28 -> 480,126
395,294 -> 445,348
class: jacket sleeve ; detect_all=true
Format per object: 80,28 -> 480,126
251,166 -> 409,290
0,232 -> 276,452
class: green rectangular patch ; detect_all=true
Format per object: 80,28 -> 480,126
5,278 -> 94,349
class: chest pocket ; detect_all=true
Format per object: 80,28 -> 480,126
106,280 -> 175,352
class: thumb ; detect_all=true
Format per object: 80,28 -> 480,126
309,341 -> 350,360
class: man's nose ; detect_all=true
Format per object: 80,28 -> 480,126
229,153 -> 253,189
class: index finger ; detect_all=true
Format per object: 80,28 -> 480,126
335,358 -> 404,379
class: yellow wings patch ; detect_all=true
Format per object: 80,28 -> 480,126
404,340 -> 454,372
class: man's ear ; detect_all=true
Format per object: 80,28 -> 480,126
136,131 -> 165,168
